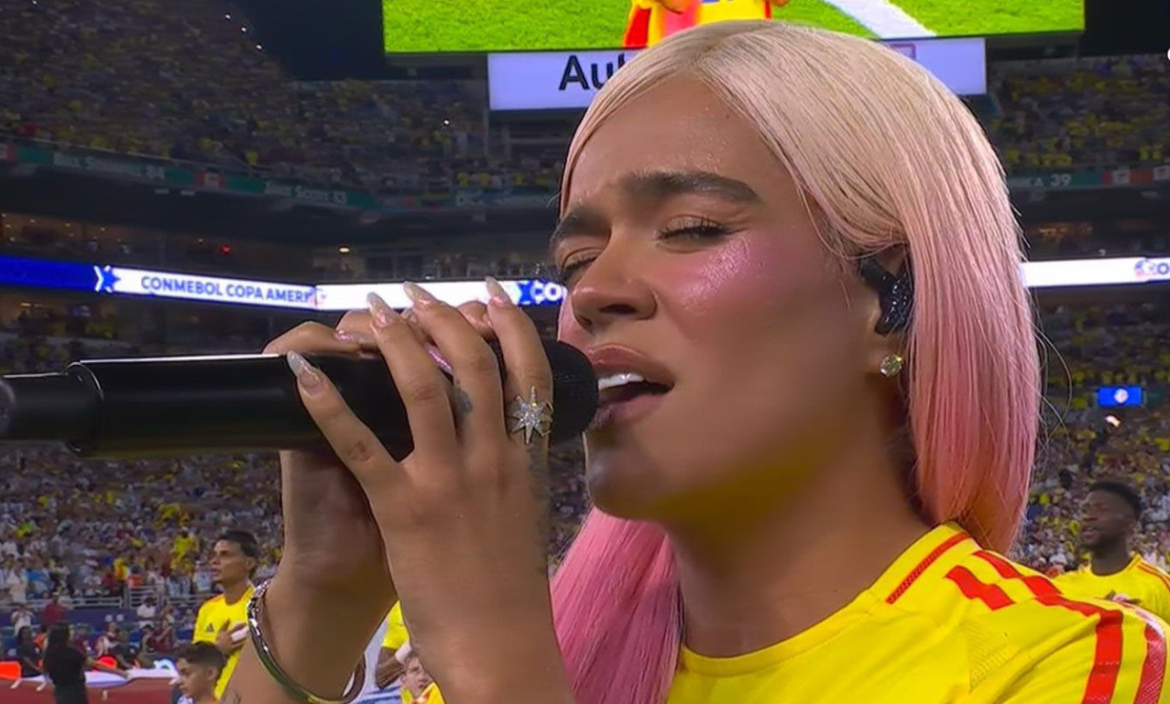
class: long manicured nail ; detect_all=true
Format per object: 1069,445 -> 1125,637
484,277 -> 514,308
334,330 -> 374,345
286,352 -> 324,394
367,292 -> 401,329
403,281 -> 437,308
425,344 -> 454,376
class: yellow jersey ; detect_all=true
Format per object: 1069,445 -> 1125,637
381,601 -> 409,651
668,524 -> 1168,704
193,584 -> 255,698
1056,555 -> 1170,624
416,682 -> 444,704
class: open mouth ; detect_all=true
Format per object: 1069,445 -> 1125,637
597,373 -> 672,406
592,373 -> 672,429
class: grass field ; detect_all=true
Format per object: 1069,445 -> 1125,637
383,0 -> 1083,53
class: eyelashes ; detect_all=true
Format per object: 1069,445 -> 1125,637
550,217 -> 731,287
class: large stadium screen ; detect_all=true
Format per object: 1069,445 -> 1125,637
382,0 -> 1084,54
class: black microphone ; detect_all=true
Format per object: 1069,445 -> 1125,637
0,341 -> 598,459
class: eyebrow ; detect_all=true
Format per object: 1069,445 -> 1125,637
549,170 -> 761,257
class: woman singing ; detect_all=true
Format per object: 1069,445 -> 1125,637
228,21 -> 1168,704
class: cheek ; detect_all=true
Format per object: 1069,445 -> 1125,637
667,232 -> 843,340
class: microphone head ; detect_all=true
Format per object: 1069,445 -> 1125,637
542,340 -> 599,444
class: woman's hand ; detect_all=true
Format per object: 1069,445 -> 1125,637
262,314 -> 394,605
227,300 -> 504,703
286,281 -> 568,702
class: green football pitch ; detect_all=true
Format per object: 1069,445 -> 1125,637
383,0 -> 1083,54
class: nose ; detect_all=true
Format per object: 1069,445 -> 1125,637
564,245 -> 656,334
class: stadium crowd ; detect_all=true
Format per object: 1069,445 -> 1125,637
0,0 -> 502,194
1,0 -> 1166,198
991,54 -> 1169,171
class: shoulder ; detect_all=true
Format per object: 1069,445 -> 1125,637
197,594 -> 224,614
1136,561 -> 1170,596
945,551 -> 1167,703
881,531 -> 1167,702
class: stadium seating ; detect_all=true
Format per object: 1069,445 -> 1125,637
2,0 -> 1165,200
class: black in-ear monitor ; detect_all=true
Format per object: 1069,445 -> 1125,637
859,256 -> 913,335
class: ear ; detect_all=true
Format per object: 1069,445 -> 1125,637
857,247 -> 911,379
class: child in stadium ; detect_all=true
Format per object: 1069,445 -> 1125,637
231,21 -> 1170,704
396,642 -> 437,704
623,0 -> 789,49
176,643 -> 226,704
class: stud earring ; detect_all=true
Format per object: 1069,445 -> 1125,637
879,353 -> 904,378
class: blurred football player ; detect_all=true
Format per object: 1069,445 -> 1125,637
623,0 -> 789,49
1056,480 -> 1170,622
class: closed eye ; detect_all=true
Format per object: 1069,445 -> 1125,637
659,218 -> 731,241
550,257 -> 596,287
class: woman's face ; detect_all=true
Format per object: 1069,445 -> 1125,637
555,78 -> 885,522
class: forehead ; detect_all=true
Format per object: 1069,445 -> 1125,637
1086,490 -> 1127,510
567,77 -> 792,209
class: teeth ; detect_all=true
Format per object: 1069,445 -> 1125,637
597,372 -> 646,391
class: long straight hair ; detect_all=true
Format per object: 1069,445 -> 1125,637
550,20 -> 1040,704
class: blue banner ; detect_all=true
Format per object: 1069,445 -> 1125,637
0,256 -> 105,292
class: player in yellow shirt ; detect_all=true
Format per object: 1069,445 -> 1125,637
623,0 -> 788,49
193,530 -> 258,700
1056,480 -> 1170,623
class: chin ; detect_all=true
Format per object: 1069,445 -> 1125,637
585,461 -> 668,521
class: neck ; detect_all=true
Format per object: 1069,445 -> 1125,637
667,430 -> 927,657
221,580 -> 252,603
1090,541 -> 1132,576
196,694 -> 218,704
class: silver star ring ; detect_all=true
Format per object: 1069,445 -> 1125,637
507,387 -> 553,445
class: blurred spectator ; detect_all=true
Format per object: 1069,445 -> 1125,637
109,626 -> 143,669
11,601 -> 34,631
93,622 -> 118,658
43,593 -> 69,626
15,625 -> 43,677
136,594 -> 158,626
143,620 -> 176,657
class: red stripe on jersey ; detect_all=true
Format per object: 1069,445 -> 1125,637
1126,607 -> 1167,704
976,551 -> 1123,704
886,531 -> 970,604
945,565 -> 1015,610
1136,565 -> 1170,598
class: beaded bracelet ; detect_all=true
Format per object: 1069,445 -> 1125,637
246,580 -> 366,704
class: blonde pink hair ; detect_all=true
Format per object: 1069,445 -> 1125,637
551,20 -> 1040,704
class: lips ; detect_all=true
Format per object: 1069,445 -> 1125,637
586,346 -> 674,428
